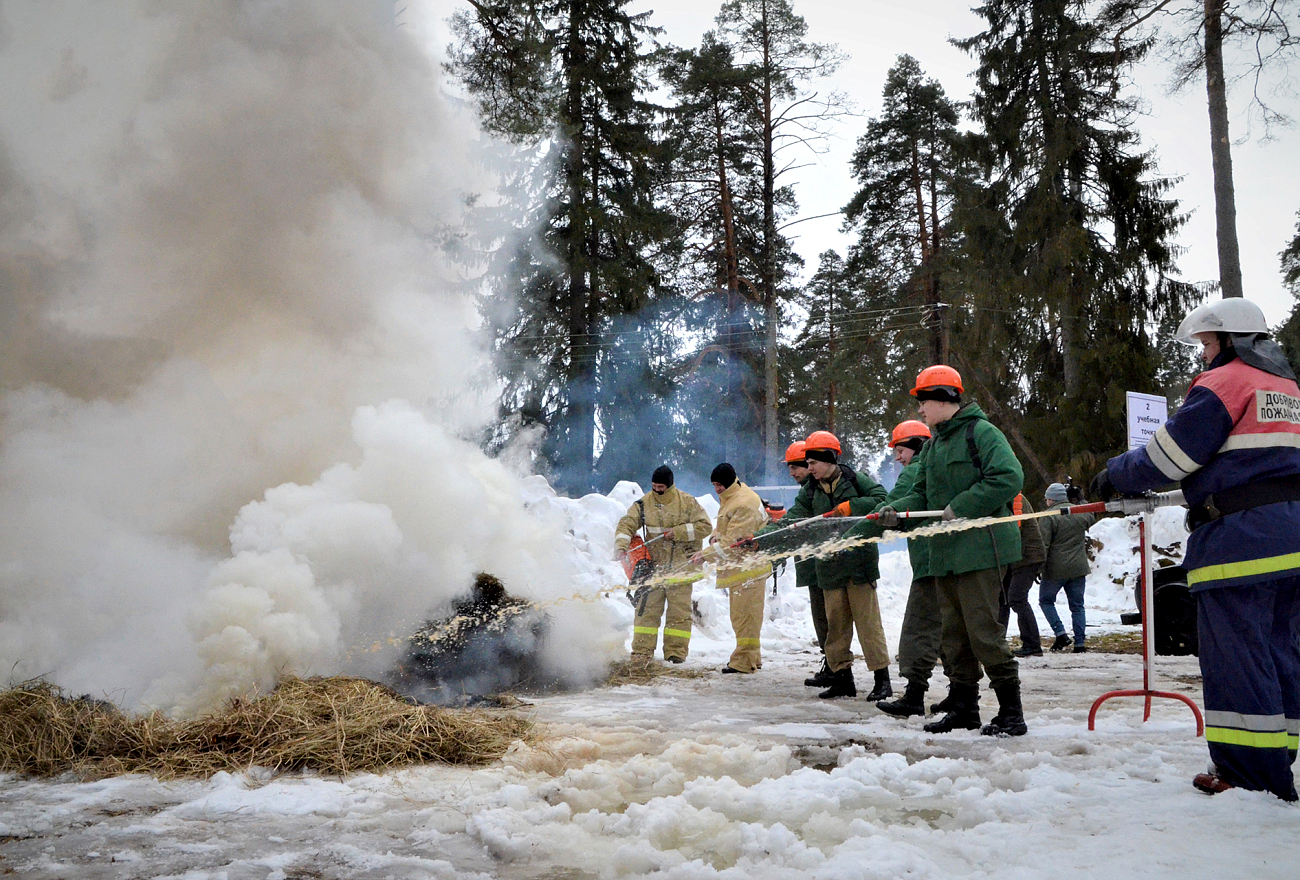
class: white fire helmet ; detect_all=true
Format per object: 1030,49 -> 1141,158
1174,297 -> 1269,345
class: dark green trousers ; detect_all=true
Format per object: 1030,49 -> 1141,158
935,566 -> 1019,690
808,584 -> 828,650
898,577 -> 945,688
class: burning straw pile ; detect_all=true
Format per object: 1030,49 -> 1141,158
0,675 -> 534,780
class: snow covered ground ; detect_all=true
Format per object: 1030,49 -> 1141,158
2,486 -> 1295,879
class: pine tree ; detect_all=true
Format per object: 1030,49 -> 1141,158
1276,212 -> 1300,375
657,35 -> 768,477
1105,0 -> 1299,299
952,0 -> 1199,487
843,55 -> 964,371
715,0 -> 848,482
448,0 -> 675,493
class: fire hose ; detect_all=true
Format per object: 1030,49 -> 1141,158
646,489 -> 1192,593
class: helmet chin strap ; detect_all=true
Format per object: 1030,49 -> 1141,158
1229,333 -> 1297,380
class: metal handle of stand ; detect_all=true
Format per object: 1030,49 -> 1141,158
1088,507 -> 1204,736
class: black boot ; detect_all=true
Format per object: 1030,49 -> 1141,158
981,681 -> 1028,737
877,681 -> 927,717
817,667 -> 856,699
1049,634 -> 1072,652
923,683 -> 981,733
804,658 -> 833,687
929,688 -> 955,715
864,667 -> 893,701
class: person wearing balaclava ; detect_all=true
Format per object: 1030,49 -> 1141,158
694,463 -> 770,673
1092,297 -> 1300,802
613,465 -> 711,664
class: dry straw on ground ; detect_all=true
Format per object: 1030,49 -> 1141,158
603,658 -> 708,688
0,676 -> 534,781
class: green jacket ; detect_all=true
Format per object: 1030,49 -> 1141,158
890,460 -> 931,578
1039,502 -> 1096,580
889,403 -> 1024,576
848,458 -> 930,578
773,464 -> 888,589
790,477 -> 817,588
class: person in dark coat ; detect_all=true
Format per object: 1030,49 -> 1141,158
1094,297 -> 1300,801
1000,491 -> 1047,656
1038,482 -> 1096,653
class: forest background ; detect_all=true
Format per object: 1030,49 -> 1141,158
426,0 -> 1300,498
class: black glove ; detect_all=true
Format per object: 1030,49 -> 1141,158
1089,467 -> 1116,502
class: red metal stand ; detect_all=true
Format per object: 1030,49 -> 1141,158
1088,513 -> 1204,735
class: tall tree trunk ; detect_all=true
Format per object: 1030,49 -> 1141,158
565,5 -> 594,491
927,125 -> 947,363
827,287 -> 836,433
716,103 -> 741,300
759,0 -> 780,484
910,139 -> 942,364
1205,0 -> 1243,298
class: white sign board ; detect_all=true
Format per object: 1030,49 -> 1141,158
1126,391 -> 1168,451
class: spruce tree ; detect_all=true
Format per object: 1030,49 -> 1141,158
448,0 -> 675,493
952,0 -> 1198,488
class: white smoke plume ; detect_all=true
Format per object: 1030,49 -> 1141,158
0,0 -> 619,714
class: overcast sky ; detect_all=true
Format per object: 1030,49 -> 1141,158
423,0 -> 1300,325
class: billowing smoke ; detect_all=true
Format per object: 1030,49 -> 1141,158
0,1 -> 619,714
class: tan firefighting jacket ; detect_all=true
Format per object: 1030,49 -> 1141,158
701,481 -> 769,587
614,486 -> 711,570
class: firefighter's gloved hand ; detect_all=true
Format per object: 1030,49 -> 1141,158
941,505 -> 957,521
1089,468 -> 1116,502
876,507 -> 900,528
824,501 -> 853,518
733,537 -> 759,551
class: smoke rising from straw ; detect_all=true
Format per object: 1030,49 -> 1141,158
0,0 -> 618,714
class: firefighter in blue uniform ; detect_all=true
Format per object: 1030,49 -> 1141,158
1092,298 -> 1300,801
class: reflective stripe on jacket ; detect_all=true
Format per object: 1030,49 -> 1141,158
703,482 -> 769,586
614,487 -> 712,570
1107,353 -> 1300,590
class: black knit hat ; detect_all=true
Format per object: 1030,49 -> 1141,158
651,465 -> 674,487
710,462 -> 736,488
914,385 -> 961,403
805,447 -> 838,464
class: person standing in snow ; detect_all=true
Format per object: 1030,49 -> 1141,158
782,440 -> 830,684
774,431 -> 892,701
840,420 -> 949,718
848,365 -> 1028,736
614,465 -> 712,664
999,491 -> 1046,657
694,463 -> 770,674
1092,298 -> 1300,801
1037,482 -> 1096,653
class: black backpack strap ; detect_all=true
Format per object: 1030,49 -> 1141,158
966,420 -> 984,479
636,499 -> 647,539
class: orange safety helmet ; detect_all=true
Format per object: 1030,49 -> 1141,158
784,440 -> 807,463
910,364 -> 964,396
805,430 -> 842,454
888,420 -> 932,447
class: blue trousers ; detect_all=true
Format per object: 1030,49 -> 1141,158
1198,576 -> 1300,801
1039,576 -> 1086,644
